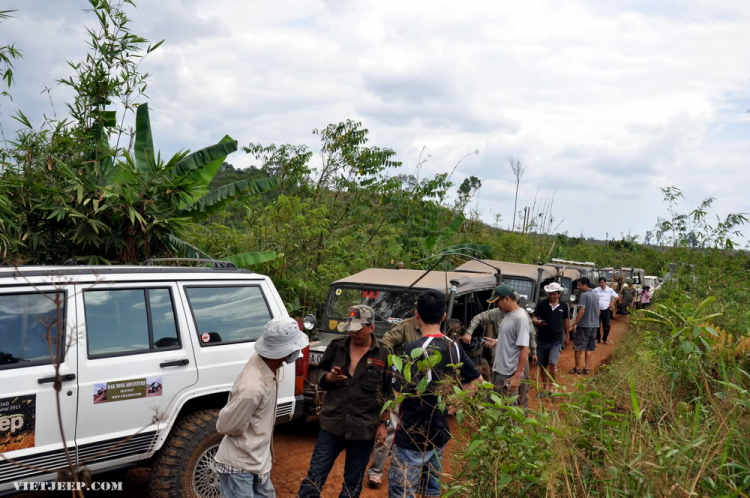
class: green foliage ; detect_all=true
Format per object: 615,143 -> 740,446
554,305 -> 749,497
0,3 -> 276,265
446,384 -> 557,497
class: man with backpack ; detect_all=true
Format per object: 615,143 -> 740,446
388,290 -> 482,498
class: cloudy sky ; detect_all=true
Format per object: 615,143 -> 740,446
2,0 -> 749,244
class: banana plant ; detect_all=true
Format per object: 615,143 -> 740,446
11,103 -> 279,266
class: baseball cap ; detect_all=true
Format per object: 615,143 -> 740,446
342,305 -> 375,332
487,284 -> 515,303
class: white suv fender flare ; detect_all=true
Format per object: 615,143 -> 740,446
151,384 -> 232,454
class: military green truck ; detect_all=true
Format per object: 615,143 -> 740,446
454,260 -> 581,314
303,268 -> 499,415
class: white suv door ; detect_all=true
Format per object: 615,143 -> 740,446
178,281 -> 296,419
74,282 -> 198,467
0,285 -> 78,490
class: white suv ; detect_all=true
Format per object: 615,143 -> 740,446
0,260 -> 309,497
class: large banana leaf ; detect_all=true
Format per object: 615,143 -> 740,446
135,103 -> 154,173
166,234 -> 211,259
185,135 -> 235,189
172,139 -> 238,177
223,251 -> 277,268
181,176 -> 279,222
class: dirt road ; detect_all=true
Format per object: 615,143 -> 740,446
18,316 -> 629,497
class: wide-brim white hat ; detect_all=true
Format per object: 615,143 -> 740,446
255,316 -> 309,359
544,282 -> 564,293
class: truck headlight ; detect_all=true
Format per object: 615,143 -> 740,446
525,304 -> 535,313
303,314 -> 317,331
570,295 -> 577,302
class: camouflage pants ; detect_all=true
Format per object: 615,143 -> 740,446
491,369 -> 529,410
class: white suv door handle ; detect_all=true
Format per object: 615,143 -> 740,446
38,373 -> 76,384
160,359 -> 190,368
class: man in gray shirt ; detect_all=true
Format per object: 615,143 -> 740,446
483,285 -> 532,409
571,277 -> 599,374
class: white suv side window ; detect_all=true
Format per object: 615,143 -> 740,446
84,288 -> 181,357
0,292 -> 65,369
185,286 -> 272,346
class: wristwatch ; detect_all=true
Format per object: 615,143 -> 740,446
379,419 -> 391,427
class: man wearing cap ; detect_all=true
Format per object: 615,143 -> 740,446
479,284 -> 534,408
618,279 -> 637,315
461,288 -> 537,371
214,316 -> 309,498
531,282 -> 570,395
298,305 -> 392,498
571,277 -> 599,374
593,277 -> 618,344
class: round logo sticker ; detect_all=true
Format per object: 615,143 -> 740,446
201,333 -> 211,343
335,288 -> 342,296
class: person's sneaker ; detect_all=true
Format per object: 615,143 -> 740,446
368,474 -> 382,486
602,340 -> 611,345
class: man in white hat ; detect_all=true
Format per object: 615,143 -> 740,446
214,316 -> 309,498
531,282 -> 570,395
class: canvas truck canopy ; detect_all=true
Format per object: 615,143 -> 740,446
454,260 -> 560,281
331,268 -> 498,295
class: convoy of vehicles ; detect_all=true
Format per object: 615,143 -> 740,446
303,268 -> 499,415
0,255 -> 666,497
454,259 -> 581,313
0,260 -> 308,498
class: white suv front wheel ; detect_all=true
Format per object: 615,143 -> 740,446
150,409 -> 223,498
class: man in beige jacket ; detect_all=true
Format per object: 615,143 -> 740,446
214,316 -> 308,498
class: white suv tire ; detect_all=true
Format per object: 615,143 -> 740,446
149,409 -> 223,498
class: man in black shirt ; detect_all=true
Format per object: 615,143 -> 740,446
389,290 -> 482,498
532,282 -> 570,395
298,305 -> 391,498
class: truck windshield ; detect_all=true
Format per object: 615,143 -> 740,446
328,288 -> 418,324
502,278 -> 535,302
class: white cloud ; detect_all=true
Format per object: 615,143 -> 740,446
2,0 -> 749,244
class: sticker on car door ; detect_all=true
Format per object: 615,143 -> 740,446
0,394 -> 36,451
93,377 -> 163,404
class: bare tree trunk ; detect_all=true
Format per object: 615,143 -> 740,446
508,156 -> 525,231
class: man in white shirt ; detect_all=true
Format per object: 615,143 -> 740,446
214,317 -> 309,498
592,277 -> 618,344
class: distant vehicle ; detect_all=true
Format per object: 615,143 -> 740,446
644,275 -> 661,290
549,258 -> 600,282
304,267 -> 499,416
663,263 -> 696,286
455,260 -> 581,313
600,266 -> 646,292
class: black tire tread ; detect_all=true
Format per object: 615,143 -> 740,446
149,408 -> 220,498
